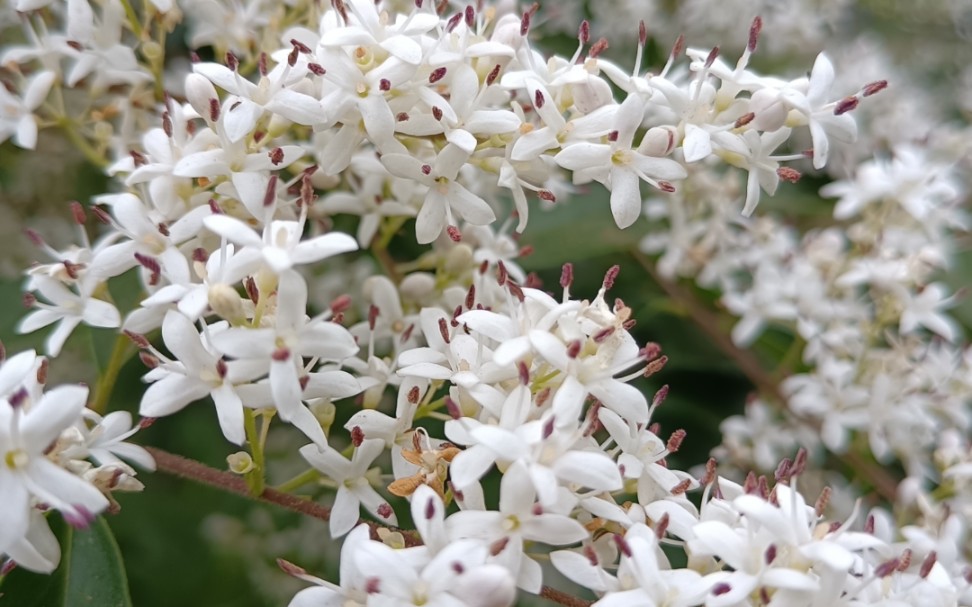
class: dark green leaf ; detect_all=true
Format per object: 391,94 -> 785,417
0,516 -> 132,607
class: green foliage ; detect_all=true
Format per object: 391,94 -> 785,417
0,517 -> 132,607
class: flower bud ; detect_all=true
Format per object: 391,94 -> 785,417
639,126 -> 677,157
227,452 -> 255,474
452,564 -> 516,607
444,244 -> 474,275
399,272 -> 436,303
572,76 -> 613,113
748,88 -> 787,132
208,283 -> 246,324
185,73 -> 219,119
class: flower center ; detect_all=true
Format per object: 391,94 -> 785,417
4,448 -> 28,470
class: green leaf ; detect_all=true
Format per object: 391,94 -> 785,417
0,516 -> 133,607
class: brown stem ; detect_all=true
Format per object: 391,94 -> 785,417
145,446 -> 589,606
630,250 -> 899,502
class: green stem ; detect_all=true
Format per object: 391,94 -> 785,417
119,0 -> 144,39
90,335 -> 135,415
274,468 -> 321,493
243,409 -> 266,495
57,119 -> 109,170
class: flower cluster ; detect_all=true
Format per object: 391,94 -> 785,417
0,349 -> 151,574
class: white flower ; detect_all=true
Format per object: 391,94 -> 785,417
0,70 -> 55,150
382,143 -> 497,244
139,311 -> 264,445
0,383 -> 109,572
299,439 -> 395,538
18,275 -> 121,357
203,214 -> 358,275
555,94 -> 687,228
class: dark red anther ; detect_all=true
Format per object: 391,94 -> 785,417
400,323 -> 415,343
124,330 -> 151,349
446,11 -> 462,32
519,11 -> 531,36
464,284 -> 476,310
496,261 -> 509,286
464,5 -> 474,27
271,347 -> 290,362
560,262 -> 573,289
638,20 -> 647,46
421,164 -> 432,175
671,34 -> 685,59
748,16 -> 762,52
396,112 -> 409,121
777,167 -> 801,183
225,51 -> 238,71
368,304 -> 379,330
438,317 -> 451,344
432,105 -> 443,121
589,38 -> 609,58
734,112 -> 755,128
407,385 -> 422,404
566,339 -> 582,359
330,294 -> 352,316
834,96 -> 859,115
815,486 -> 831,515
429,67 -> 447,83
613,533 -> 632,558
537,189 -> 556,203
712,583 -> 731,596
69,201 -> 87,225
209,98 -> 220,122
518,245 -> 534,257
425,496 -> 437,520
863,80 -> 888,97
655,512 -> 670,539
22,292 -> 36,308
258,52 -> 268,76
578,20 -> 590,45
445,396 -> 461,419
161,110 -> 173,137
287,46 -> 299,67
666,429 -> 686,453
8,387 -> 27,409
875,558 -> 900,578
290,38 -> 312,54
263,174 -> 278,207
607,130 -> 619,142
534,89 -> 545,109
517,361 -> 530,385
139,352 -> 159,369
489,536 -> 510,556
542,415 -> 555,440
507,281 -> 524,301
704,47 -> 720,69
920,551 -> 937,578
36,359 -> 53,388
269,147 -> 285,166
130,150 -> 147,167
379,78 -> 391,91
24,228 -> 44,247
300,173 -> 315,208
775,458 -> 792,484
134,252 -> 161,275
446,225 -> 462,242
350,425 -> 365,446
486,63 -> 501,85
308,63 -> 326,75
602,264 -> 620,290
792,447 -> 808,476
376,502 -> 393,519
